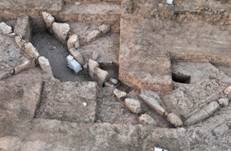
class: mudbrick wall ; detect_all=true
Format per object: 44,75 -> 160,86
0,0 -> 231,151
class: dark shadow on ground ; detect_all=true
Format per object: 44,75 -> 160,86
32,32 -> 91,82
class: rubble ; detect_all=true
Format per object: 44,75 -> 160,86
38,56 -> 53,75
218,98 -> 229,107
42,12 -> 55,28
166,113 -> 183,127
185,101 -> 221,126
14,59 -> 34,74
0,22 -> 12,35
67,34 -> 80,49
124,98 -> 142,114
15,35 -> 26,49
98,24 -> 111,34
86,30 -> 101,43
24,42 -> 40,59
139,114 -> 156,125
110,78 -> 119,85
113,88 -> 127,100
52,22 -> 70,43
14,16 -> 31,41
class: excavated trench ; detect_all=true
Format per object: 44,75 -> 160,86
32,31 -> 91,82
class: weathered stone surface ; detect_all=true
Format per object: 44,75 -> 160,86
113,88 -> 127,100
0,34 -> 26,75
24,42 -> 40,59
0,119 -> 142,151
67,34 -> 80,49
52,22 -> 70,43
139,114 -> 156,125
218,98 -> 229,107
98,24 -> 111,34
86,29 -> 101,43
14,16 -> 31,41
0,22 -> 12,34
166,113 -> 183,127
36,80 -> 97,123
38,56 -> 53,75
96,87 -> 138,124
0,0 -> 63,12
42,12 -> 55,28
163,79 -> 228,119
0,69 -> 42,132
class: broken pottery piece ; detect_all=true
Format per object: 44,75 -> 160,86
124,98 -> 142,114
38,56 -> 53,75
167,113 -> 183,127
66,55 -> 82,74
139,114 -> 156,125
42,12 -> 55,28
185,101 -> 220,126
98,24 -> 111,34
68,48 -> 84,65
0,22 -> 12,35
86,30 -> 101,43
67,34 -> 80,49
52,22 -> 70,43
113,88 -> 127,100
24,42 -> 40,59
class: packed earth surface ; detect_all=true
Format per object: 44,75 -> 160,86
0,0 -> 231,151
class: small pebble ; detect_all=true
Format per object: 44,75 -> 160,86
125,98 -> 142,114
82,102 -> 87,107
139,114 -> 156,125
98,24 -> 110,34
113,88 -> 127,100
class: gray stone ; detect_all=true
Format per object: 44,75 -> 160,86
113,88 -> 127,100
42,12 -> 55,28
24,42 -> 40,59
212,123 -> 229,137
14,16 -> 31,41
139,90 -> 166,116
67,34 -> 80,49
38,56 -> 53,75
52,22 -> 70,43
125,98 -> 142,114
218,98 -> 229,107
166,113 -> 183,127
98,24 -> 110,34
0,22 -> 12,35
36,80 -> 97,123
86,30 -> 101,43
139,114 -> 156,125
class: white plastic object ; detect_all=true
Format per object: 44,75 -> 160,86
166,0 -> 174,5
154,147 -> 168,151
66,55 -> 82,74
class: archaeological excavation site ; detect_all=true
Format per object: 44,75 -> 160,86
1,0 -> 231,150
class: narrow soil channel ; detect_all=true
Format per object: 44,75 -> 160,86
32,32 -> 91,82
